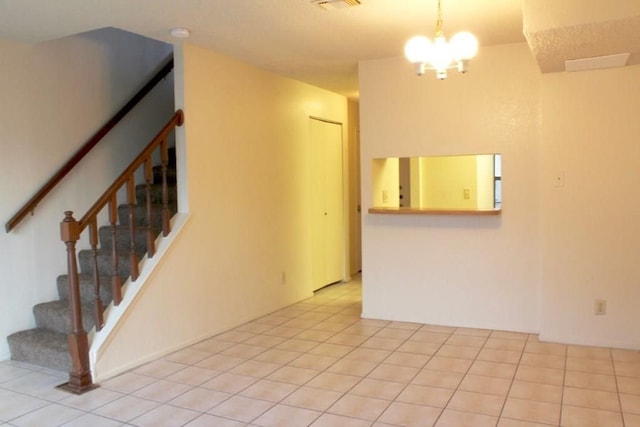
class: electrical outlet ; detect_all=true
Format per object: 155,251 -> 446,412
281,271 -> 286,285
594,299 -> 607,315
463,187 -> 471,200
382,190 -> 389,204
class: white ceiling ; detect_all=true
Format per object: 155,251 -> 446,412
0,0 -> 638,99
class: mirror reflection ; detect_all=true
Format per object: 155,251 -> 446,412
372,154 -> 502,211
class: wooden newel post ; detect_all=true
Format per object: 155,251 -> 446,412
58,211 -> 96,394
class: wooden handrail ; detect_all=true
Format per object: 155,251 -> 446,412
59,109 -> 184,394
5,56 -> 175,233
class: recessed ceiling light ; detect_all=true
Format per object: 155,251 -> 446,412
170,28 -> 191,38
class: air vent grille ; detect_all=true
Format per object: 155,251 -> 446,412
312,0 -> 361,10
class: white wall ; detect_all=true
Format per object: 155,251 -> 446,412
360,43 -> 541,333
360,42 -> 640,349
93,43 -> 350,379
539,66 -> 640,349
0,28 -> 173,360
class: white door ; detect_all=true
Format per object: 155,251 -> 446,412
310,118 -> 344,290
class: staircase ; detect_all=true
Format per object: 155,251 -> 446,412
7,148 -> 177,372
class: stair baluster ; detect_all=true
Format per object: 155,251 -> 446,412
144,158 -> 156,258
108,197 -> 123,306
161,139 -> 171,237
88,219 -> 104,331
126,178 -> 140,281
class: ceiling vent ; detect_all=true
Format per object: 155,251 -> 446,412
565,52 -> 630,72
312,0 -> 361,10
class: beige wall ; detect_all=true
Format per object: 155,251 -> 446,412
360,43 -> 541,333
94,43 -> 350,379
360,42 -> 640,349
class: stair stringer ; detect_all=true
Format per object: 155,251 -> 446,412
87,212 -> 190,382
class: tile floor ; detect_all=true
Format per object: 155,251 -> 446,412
1,277 -> 640,426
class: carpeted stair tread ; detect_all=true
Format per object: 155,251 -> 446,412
57,274 -> 114,305
98,224 -> 153,254
135,183 -> 178,205
33,301 -> 96,334
117,203 -> 177,227
7,328 -> 71,372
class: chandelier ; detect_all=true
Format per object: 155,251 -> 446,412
404,0 -> 478,79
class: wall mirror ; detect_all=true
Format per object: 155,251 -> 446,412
370,154 -> 502,215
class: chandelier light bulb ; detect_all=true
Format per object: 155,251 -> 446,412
404,36 -> 432,64
450,31 -> 478,60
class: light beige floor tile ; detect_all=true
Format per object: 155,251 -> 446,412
350,377 -> 406,400
367,363 -> 419,383
397,340 -> 442,355
164,348 -> 212,365
412,369 -> 464,389
131,379 -> 192,402
420,324 -> 456,334
378,401 -> 442,427
325,333 -> 369,346
294,329 -> 335,342
621,393 -> 640,415
612,349 -> 640,363
0,390 -> 49,422
341,324 -> 383,336
519,352 -> 565,369
446,390 -> 505,416
233,321 -> 275,334
453,327 -> 492,338
288,353 -> 339,370
477,348 -> 522,364
383,351 -> 430,368
215,330 -> 256,343
252,403 -> 321,426
501,397 -> 560,425
252,348 -> 301,365
266,366 -> 320,385
239,379 -> 298,402
361,336 -> 404,351
566,357 -> 614,375
311,321 -> 350,333
567,345 -> 611,360
133,359 -> 190,378
306,371 -> 361,392
409,331 -> 450,344
327,358 -> 378,377
165,366 -> 220,386
98,372 -> 160,397
615,361 -> 640,378
195,354 -> 245,371
618,376 -> 640,395
208,395 -> 274,423
93,395 -> 160,422
129,404 -> 200,427
490,331 -> 529,341
308,343 -> 354,358
624,412 -> 640,427
244,334 -> 288,348
59,412 -> 122,427
563,387 -> 620,411
265,326 -> 305,339
388,321 -> 423,330
229,360 -> 281,378
274,338 -> 319,353
10,403 -> 84,427
524,341 -> 567,357
565,370 -> 616,392
396,384 -> 454,408
185,414 -> 246,427
436,344 -> 480,360
424,356 -> 473,374
375,327 -> 415,340
445,334 -> 487,348
508,380 -> 563,404
58,387 -> 123,411
560,405 -> 623,427
190,338 -> 235,353
458,374 -> 512,396
468,360 -> 517,379
282,386 -> 342,411
343,348 -> 391,363
310,412 -> 372,427
515,365 -> 564,386
328,393 -> 390,421
169,387 -> 231,412
484,338 -> 526,352
220,343 -> 268,359
435,409 -> 498,427
498,418 -> 555,427
200,372 -> 258,393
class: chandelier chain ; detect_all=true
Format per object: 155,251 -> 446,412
435,0 -> 443,37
